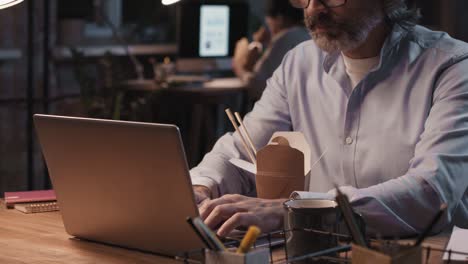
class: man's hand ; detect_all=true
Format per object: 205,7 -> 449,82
232,37 -> 262,78
232,38 -> 249,70
199,194 -> 287,237
193,185 -> 212,205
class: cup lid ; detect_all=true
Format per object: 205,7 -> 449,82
284,199 -> 337,210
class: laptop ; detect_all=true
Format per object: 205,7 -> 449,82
34,114 -> 204,257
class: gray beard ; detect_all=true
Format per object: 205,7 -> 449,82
310,12 -> 383,53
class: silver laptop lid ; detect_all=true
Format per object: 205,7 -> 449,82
34,114 -> 203,256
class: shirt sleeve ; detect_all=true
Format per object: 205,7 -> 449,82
331,57 -> 468,237
190,54 -> 293,198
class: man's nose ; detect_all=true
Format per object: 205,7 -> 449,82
305,0 -> 327,17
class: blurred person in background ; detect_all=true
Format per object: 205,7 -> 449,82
232,0 -> 310,101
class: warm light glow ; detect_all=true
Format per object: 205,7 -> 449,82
0,0 -> 23,9
161,0 -> 181,5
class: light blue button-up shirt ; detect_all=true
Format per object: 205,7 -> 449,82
190,25 -> 468,236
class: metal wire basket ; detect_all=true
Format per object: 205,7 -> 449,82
175,227 -> 468,264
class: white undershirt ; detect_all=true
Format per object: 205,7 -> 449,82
342,53 -> 380,89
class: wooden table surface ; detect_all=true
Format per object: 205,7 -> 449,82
0,204 -> 451,263
0,206 -> 178,263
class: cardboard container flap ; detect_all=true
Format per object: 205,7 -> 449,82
257,145 -> 304,176
269,132 -> 311,175
229,132 -> 312,199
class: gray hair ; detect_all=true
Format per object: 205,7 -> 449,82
383,0 -> 421,29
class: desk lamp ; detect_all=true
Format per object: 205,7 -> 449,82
161,0 -> 181,5
0,0 -> 23,9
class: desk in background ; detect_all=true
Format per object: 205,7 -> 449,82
120,78 -> 248,167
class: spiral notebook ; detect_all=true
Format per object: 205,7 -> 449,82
14,201 -> 59,214
4,189 -> 56,208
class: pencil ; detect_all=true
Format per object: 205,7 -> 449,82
225,109 -> 256,164
186,217 -> 214,250
236,225 -> 261,254
234,112 -> 257,154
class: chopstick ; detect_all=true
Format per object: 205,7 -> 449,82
225,109 -> 256,165
234,112 -> 257,154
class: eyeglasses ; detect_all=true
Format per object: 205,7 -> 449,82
289,0 -> 347,9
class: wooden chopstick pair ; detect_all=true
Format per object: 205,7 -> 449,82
225,108 -> 257,165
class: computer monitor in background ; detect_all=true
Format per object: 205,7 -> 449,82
176,1 -> 249,73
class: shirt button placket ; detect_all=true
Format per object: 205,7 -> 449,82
342,92 -> 360,187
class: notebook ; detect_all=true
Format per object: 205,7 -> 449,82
4,190 -> 56,208
14,201 -> 59,214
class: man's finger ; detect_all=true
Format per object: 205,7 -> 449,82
204,203 -> 245,230
195,193 -> 208,205
217,212 -> 254,237
197,197 -> 210,208
193,186 -> 211,205
199,196 -> 236,220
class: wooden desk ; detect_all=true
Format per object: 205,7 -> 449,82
0,205 -> 452,263
0,207 -> 178,263
389,232 -> 450,264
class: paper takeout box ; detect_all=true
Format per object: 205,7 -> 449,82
230,132 -> 310,199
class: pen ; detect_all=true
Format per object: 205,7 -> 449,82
236,225 -> 261,254
186,217 -> 214,250
192,217 -> 226,251
334,185 -> 367,247
414,203 -> 448,246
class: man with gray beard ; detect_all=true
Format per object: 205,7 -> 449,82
190,0 -> 468,237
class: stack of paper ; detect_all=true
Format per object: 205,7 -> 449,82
443,226 -> 468,263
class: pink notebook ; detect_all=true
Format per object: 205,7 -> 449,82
4,190 -> 56,208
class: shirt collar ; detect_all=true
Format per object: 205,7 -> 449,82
322,24 -> 409,74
